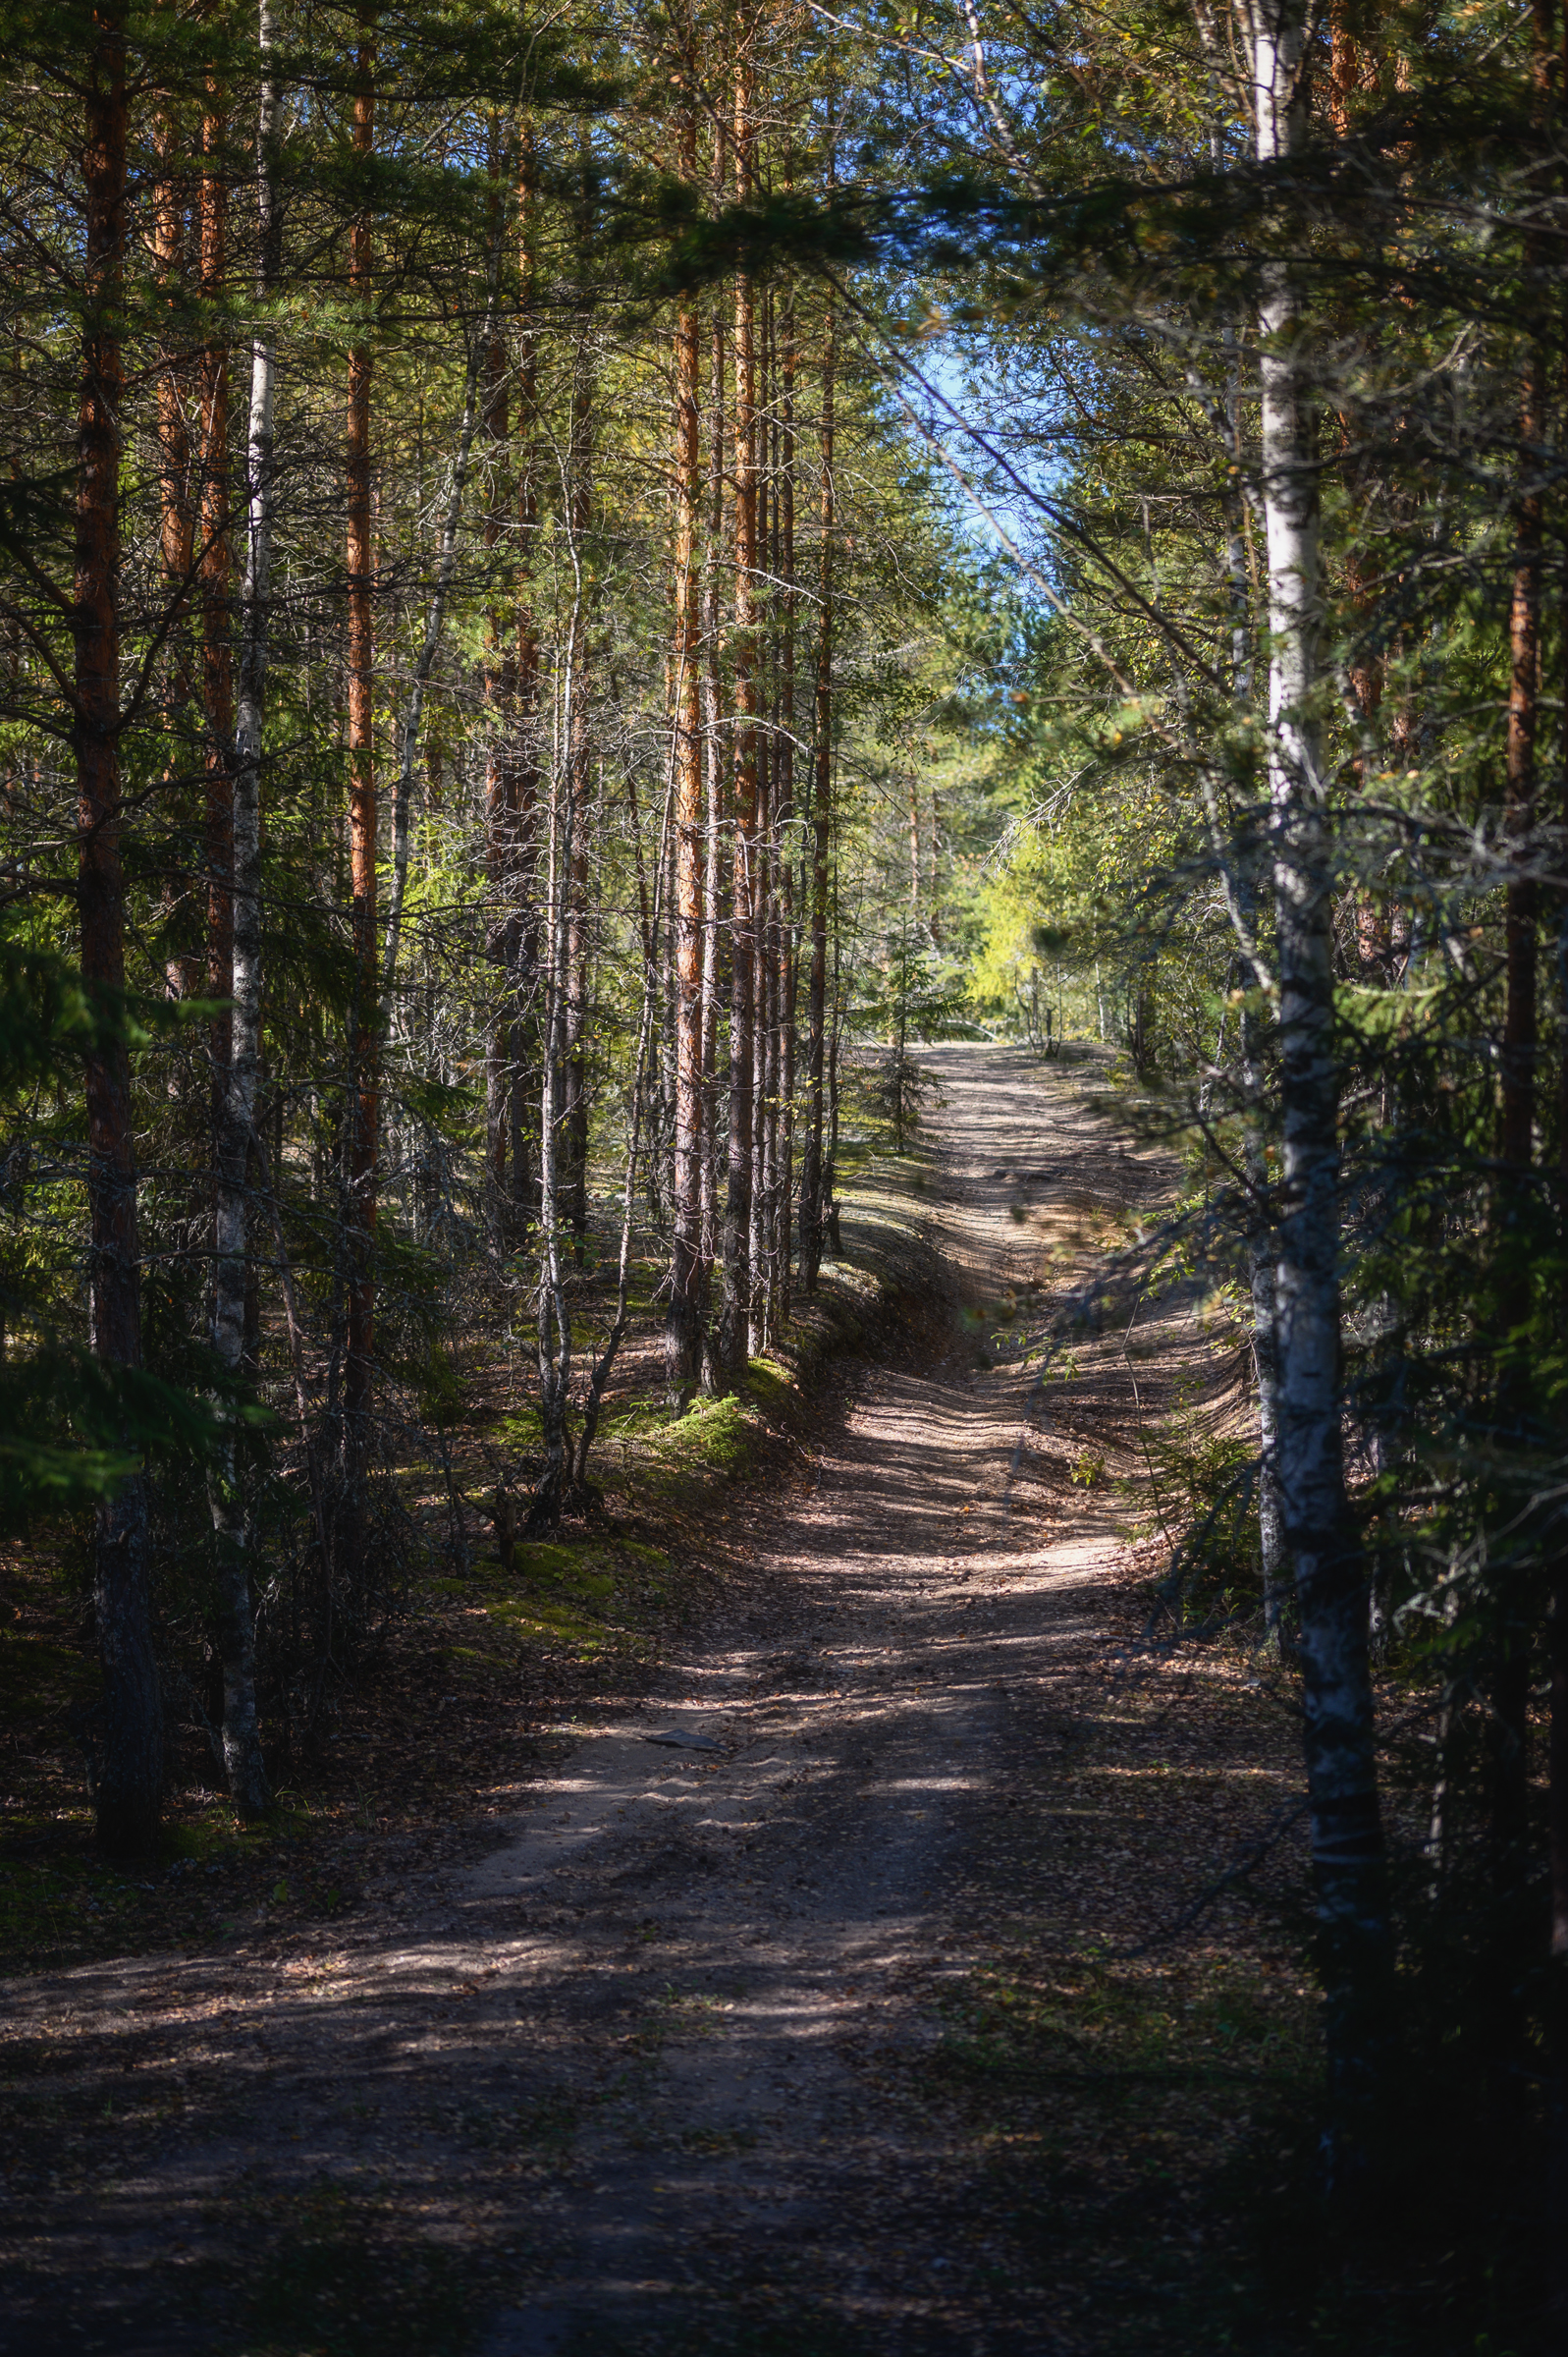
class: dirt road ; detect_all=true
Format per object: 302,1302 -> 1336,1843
5,1046 -> 1288,2357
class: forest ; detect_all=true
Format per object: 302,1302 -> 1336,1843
4,0 -> 1568,2347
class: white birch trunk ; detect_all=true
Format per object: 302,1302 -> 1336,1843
205,0 -> 279,1818
1253,0 -> 1387,2155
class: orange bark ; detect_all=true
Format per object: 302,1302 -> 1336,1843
345,14 -> 377,1448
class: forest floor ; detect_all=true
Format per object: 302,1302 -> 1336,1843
2,1046 -> 1368,2357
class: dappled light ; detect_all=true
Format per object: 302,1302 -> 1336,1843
2,1052 -> 1312,2354
2,0 -> 1560,2338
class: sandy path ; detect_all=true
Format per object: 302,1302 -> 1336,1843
465,1047 -> 1159,2353
2,1045 -> 1177,2357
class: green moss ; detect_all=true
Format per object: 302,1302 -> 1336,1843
472,1536 -> 626,1648
425,1532 -> 671,1681
742,1357 -> 797,1419
503,1574 -> 606,1616
614,1538 -> 672,1574
162,1803 -> 286,1864
511,1539 -> 580,1582
933,1945 -> 1316,2097
653,1392 -> 755,1474
489,1596 -> 609,1649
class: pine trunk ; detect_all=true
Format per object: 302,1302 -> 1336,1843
667,90 -> 704,1406
801,305 -> 834,1295
1552,1546 -> 1568,2317
152,113 -> 195,996
200,90 -> 234,1162
529,578 -> 581,1536
1555,237 -> 1568,2304
78,0 -> 161,1856
482,127 -> 516,1241
153,112 -> 194,723
511,134 -> 542,1232
1488,343 -> 1543,1867
719,57 -> 757,1381
748,625 -> 771,1355
697,241 -> 727,1388
562,338 -> 593,1264
775,300 -> 796,1331
343,14 -> 377,1517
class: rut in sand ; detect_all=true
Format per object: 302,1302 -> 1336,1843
3,1046 -> 1304,2357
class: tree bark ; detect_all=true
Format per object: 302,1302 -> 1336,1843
78,0 -> 161,1856
343,9 -> 377,1517
801,303 -> 835,1296
510,130 -> 542,1233
719,53 -> 758,1381
775,293 -> 796,1333
1253,0 -> 1388,2167
480,123 -> 516,1239
201,57 -> 270,1817
576,761 -> 673,1487
1487,338 -> 1544,1871
1552,1551 -> 1568,2321
1250,1153 -> 1287,1640
1238,845 -> 1287,1642
207,0 -> 280,1815
747,453 -> 771,1358
527,560 -> 585,1536
751,290 -> 784,1354
1489,6 -> 1554,1873
697,186 -> 727,1390
666,84 -> 705,1407
199,85 -> 234,1166
1554,153 -> 1568,2290
152,111 -> 196,996
562,334 -> 593,1265
153,111 -> 193,707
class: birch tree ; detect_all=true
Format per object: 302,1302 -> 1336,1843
204,0 -> 281,1821
1250,0 -> 1390,2153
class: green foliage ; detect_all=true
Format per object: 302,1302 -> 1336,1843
0,934 -> 241,1526
1136,1412 -> 1261,1621
851,1048 -> 940,1156
848,921 -> 972,1053
411,1343 -> 465,1431
0,1348 -> 238,1530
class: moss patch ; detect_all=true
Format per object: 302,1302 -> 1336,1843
740,1357 -> 799,1423
651,1392 -> 757,1477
